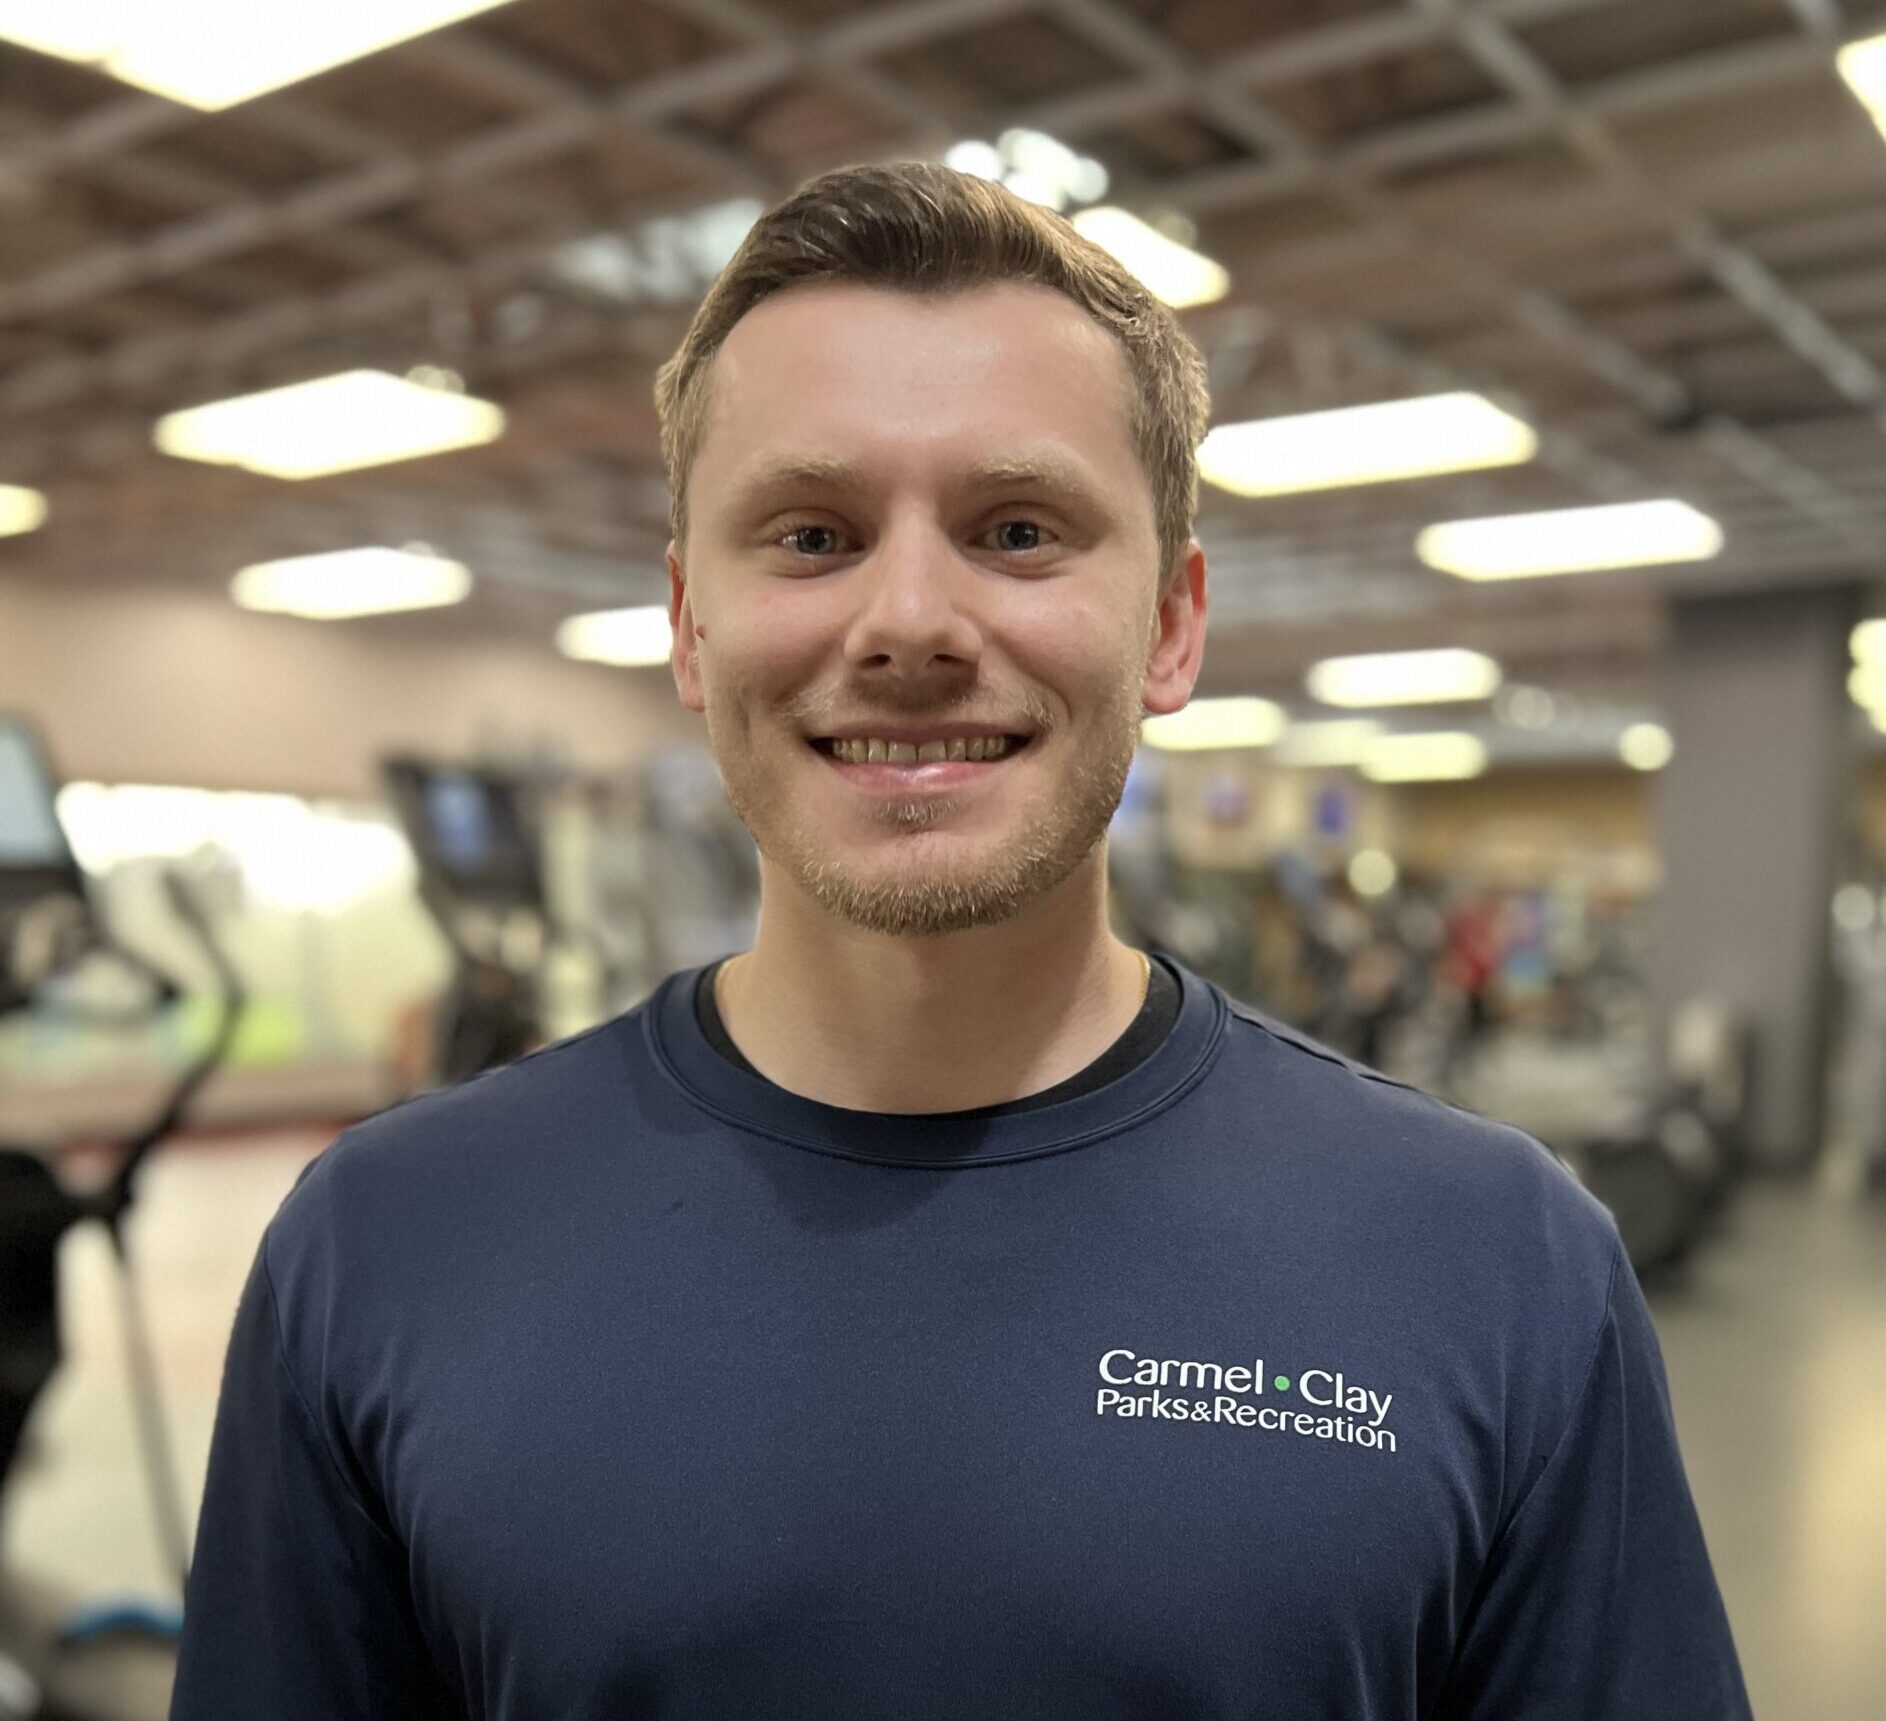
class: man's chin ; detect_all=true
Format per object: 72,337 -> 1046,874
784,828 -> 1104,937
801,874 -> 1040,938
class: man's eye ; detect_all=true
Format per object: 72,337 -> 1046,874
989,520 -> 1050,553
782,524 -> 848,556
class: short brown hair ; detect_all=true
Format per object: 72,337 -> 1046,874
654,160 -> 1211,585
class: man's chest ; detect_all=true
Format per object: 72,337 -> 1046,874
380,1221 -> 1494,1719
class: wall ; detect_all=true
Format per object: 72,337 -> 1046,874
1386,765 -> 1657,888
0,579 -> 701,799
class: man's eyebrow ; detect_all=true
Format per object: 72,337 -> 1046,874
726,452 -> 1110,509
731,456 -> 864,502
961,455 -> 1107,501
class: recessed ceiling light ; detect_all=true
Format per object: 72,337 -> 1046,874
231,546 -> 472,620
556,606 -> 674,668
1198,393 -> 1537,498
1360,733 -> 1488,784
1307,649 -> 1503,709
0,484 -> 48,538
1838,34 -> 1886,138
1141,697 -> 1286,751
1417,500 -> 1725,581
155,370 -> 505,480
0,1 -> 522,111
1069,207 -> 1230,308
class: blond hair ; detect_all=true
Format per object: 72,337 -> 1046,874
654,161 -> 1211,585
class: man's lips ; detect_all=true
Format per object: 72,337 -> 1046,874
808,731 -> 1033,791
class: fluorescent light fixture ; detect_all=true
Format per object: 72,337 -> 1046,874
1360,733 -> 1488,784
1141,697 -> 1285,751
557,605 -> 673,668
1070,207 -> 1230,308
1852,618 -> 1886,663
1307,649 -> 1502,709
1838,33 -> 1886,136
1271,718 -> 1383,767
0,483 -> 47,537
0,4 -> 114,60
1417,499 -> 1725,581
0,1 -> 520,111
1619,723 -> 1673,772
155,369 -> 505,479
1198,392 -> 1536,498
1850,663 -> 1886,710
231,546 -> 472,620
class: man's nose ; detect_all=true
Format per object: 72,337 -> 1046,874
841,522 -> 984,678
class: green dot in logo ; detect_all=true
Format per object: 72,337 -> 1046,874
1273,1375 -> 1291,1392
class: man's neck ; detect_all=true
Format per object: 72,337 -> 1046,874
715,853 -> 1149,1114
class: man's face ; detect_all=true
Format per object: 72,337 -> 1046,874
669,279 -> 1204,937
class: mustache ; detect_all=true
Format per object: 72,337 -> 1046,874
781,683 -> 1057,735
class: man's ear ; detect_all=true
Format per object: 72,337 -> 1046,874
668,542 -> 706,716
1142,539 -> 1208,717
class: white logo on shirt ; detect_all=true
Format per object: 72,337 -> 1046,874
1094,1348 -> 1399,1454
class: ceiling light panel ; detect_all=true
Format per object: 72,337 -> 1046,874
231,547 -> 472,620
1141,697 -> 1286,751
0,1 -> 521,111
1069,208 -> 1230,308
557,607 -> 674,668
155,370 -> 505,480
1307,650 -> 1503,709
1198,393 -> 1537,498
1417,500 -> 1725,581
0,484 -> 48,537
1360,733 -> 1488,784
1838,34 -> 1886,138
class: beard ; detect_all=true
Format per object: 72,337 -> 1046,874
706,665 -> 1145,937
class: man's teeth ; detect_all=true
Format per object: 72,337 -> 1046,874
827,736 -> 1015,764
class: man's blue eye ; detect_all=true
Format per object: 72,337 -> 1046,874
994,521 -> 1043,552
787,526 -> 842,555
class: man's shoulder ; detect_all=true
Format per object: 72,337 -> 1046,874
1212,991 -> 1621,1275
264,1012 -> 640,1268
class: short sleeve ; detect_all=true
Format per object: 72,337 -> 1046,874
169,1235 -> 460,1720
1437,1244 -> 1752,1720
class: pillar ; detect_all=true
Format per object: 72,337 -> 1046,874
1649,585 -> 1860,1173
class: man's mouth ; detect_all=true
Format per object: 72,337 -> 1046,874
810,733 -> 1033,765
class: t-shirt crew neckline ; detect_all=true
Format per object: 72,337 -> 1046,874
642,951 -> 1227,1168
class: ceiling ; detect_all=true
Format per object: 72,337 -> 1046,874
4,0 -> 1886,728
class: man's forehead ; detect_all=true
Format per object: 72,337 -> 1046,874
696,281 -> 1141,492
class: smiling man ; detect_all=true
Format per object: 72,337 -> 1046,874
172,164 -> 1750,1721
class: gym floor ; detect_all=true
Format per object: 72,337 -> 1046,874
7,1133 -> 1882,1719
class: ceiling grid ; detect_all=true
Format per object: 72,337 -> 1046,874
0,0 -> 1880,696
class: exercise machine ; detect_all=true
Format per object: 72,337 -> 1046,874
382,755 -> 549,1087
0,714 -> 244,1721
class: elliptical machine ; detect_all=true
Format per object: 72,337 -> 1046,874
382,755 -> 549,1088
0,714 -> 244,1721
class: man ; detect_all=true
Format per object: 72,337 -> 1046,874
172,163 -> 1750,1719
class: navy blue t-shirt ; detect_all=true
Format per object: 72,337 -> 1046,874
171,957 -> 1749,1719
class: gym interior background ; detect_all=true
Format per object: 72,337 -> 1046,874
3,1 -> 1886,1716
